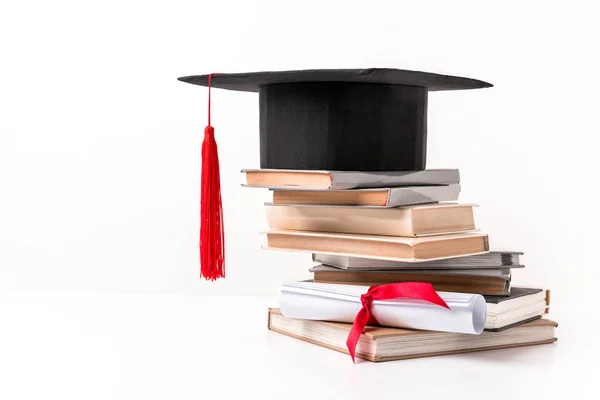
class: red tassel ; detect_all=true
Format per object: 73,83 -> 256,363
200,74 -> 225,280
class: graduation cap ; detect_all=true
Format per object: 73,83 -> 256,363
178,68 -> 492,280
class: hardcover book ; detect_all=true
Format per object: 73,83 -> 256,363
265,203 -> 476,237
309,264 -> 510,295
484,288 -> 550,331
313,251 -> 522,270
268,308 -> 557,362
243,169 -> 460,190
271,184 -> 461,207
264,230 -> 489,262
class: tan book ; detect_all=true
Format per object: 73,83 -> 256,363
272,185 -> 461,207
243,169 -> 459,189
310,265 -> 509,295
264,230 -> 489,262
265,203 -> 476,237
267,308 -> 558,362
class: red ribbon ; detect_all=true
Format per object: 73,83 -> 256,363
346,282 -> 450,363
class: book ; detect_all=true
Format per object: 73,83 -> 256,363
265,203 -> 476,237
484,288 -> 550,331
268,308 -> 557,362
309,264 -> 510,295
313,251 -> 523,270
264,230 -> 489,262
243,169 -> 460,189
310,265 -> 514,278
271,184 -> 461,207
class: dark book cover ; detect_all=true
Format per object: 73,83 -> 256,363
484,287 -> 543,304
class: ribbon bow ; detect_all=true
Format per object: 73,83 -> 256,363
346,282 -> 450,363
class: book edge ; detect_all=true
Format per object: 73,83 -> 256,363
264,229 -> 487,243
263,245 -> 489,263
373,338 -> 557,362
267,316 -> 557,363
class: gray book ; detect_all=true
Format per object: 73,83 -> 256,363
313,251 -> 524,270
242,168 -> 460,190
309,264 -> 513,280
269,184 -> 461,207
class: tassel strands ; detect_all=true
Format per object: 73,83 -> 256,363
200,74 -> 225,280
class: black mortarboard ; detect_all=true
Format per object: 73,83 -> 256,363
178,68 -> 492,281
178,68 -> 492,171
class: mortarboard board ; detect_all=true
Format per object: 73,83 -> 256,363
178,68 -> 492,280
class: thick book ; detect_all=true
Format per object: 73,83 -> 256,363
309,264 -> 510,295
484,288 -> 550,331
264,230 -> 489,262
243,169 -> 460,189
313,251 -> 522,270
271,184 -> 461,207
265,203 -> 476,237
268,308 -> 557,362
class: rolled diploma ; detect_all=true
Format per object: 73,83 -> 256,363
279,282 -> 486,334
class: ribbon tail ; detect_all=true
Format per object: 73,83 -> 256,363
346,307 -> 369,363
413,283 -> 450,309
372,282 -> 450,310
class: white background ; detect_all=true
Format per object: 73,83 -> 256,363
1,0 -> 598,305
1,2 -> 598,399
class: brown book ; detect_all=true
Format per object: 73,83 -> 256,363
273,189 -> 394,206
311,265 -> 509,295
264,230 -> 489,262
265,203 -> 476,237
267,308 -> 558,362
272,185 -> 461,207
243,169 -> 459,189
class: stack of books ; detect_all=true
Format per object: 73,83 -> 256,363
244,168 -> 558,362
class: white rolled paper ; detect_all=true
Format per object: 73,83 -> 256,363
279,281 -> 486,334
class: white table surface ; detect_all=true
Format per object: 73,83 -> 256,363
0,292 -> 594,400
